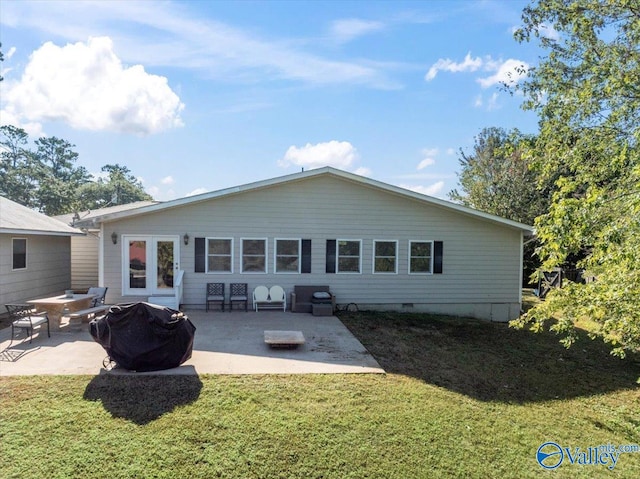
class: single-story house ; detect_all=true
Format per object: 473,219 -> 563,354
74,167 -> 534,321
0,196 -> 83,306
55,201 -> 157,291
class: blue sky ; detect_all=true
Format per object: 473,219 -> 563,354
0,0 -> 544,201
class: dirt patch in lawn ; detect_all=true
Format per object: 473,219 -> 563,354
338,311 -> 640,403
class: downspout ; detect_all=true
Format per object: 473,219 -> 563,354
519,231 -> 524,306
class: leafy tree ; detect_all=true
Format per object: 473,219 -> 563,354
449,127 -> 548,225
0,126 -> 154,214
449,127 -> 551,283
32,136 -> 91,216
0,125 -> 38,208
76,163 -> 153,210
510,0 -> 640,357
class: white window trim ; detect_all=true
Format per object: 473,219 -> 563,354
206,237 -> 234,274
408,240 -> 434,275
337,239 -> 362,274
372,239 -> 398,274
240,237 -> 268,274
12,237 -> 27,271
274,238 -> 301,274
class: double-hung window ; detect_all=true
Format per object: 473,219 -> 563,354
409,240 -> 433,274
242,238 -> 267,273
337,239 -> 361,273
275,239 -> 300,273
207,238 -> 233,273
373,240 -> 397,273
12,238 -> 27,270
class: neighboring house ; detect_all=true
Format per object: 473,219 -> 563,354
0,196 -> 83,306
74,167 -> 534,321
55,201 -> 157,291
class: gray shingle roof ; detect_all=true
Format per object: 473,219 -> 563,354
0,196 -> 83,236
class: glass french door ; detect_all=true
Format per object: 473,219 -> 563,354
123,236 -> 179,295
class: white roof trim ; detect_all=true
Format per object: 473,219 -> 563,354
74,167 -> 534,233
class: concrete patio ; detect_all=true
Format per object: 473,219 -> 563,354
0,310 -> 384,376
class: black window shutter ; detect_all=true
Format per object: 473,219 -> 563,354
326,239 -> 336,274
301,239 -> 312,273
434,241 -> 443,274
195,237 -> 206,273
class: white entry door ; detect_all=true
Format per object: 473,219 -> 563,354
123,236 -> 179,295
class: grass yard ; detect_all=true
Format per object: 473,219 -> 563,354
1,312 -> 639,479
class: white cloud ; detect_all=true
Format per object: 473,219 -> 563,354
425,52 -> 482,81
0,1 -> 397,89
352,166 -> 372,177
418,148 -> 438,170
330,19 -> 385,44
186,187 -> 208,197
2,37 -> 184,135
279,140 -> 358,169
417,158 -> 435,170
161,176 -> 175,185
5,46 -> 17,59
401,181 -> 446,197
426,53 -> 528,90
477,58 -> 529,88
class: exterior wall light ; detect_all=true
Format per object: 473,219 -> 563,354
111,232 -> 118,245
184,233 -> 189,245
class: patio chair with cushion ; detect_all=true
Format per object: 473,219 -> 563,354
229,283 -> 248,311
206,283 -> 225,311
5,304 -> 50,344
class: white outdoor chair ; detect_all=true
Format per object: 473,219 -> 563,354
269,285 -> 286,311
253,286 -> 269,311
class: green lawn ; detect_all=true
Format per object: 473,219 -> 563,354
1,312 -> 639,479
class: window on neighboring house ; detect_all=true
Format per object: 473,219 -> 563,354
241,238 -> 267,273
12,238 -> 27,270
337,239 -> 361,273
373,240 -> 397,273
275,239 -> 300,273
207,238 -> 233,273
409,241 -> 433,274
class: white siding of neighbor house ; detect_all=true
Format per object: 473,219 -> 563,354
0,234 -> 72,305
70,233 -> 99,291
99,175 -> 525,321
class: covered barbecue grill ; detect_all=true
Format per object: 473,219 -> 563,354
90,302 -> 196,372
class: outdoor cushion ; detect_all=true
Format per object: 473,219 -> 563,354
313,292 -> 332,300
12,316 -> 48,327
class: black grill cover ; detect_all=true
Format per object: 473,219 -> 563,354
89,302 -> 196,372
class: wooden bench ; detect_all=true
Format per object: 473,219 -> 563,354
68,305 -> 111,323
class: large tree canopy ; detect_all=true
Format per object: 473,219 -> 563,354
511,0 -> 640,357
0,125 -> 153,215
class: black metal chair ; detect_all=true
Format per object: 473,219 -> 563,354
206,283 -> 225,311
87,286 -> 108,306
5,304 -> 50,344
229,283 -> 248,311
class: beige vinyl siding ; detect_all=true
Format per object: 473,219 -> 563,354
100,175 -> 525,320
70,233 -> 99,290
0,234 -> 71,305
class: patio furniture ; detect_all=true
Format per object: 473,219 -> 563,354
229,283 -> 248,311
253,285 -> 286,311
87,286 -> 108,306
26,293 -> 95,329
291,285 -> 335,313
5,304 -> 50,344
206,283 -> 225,311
